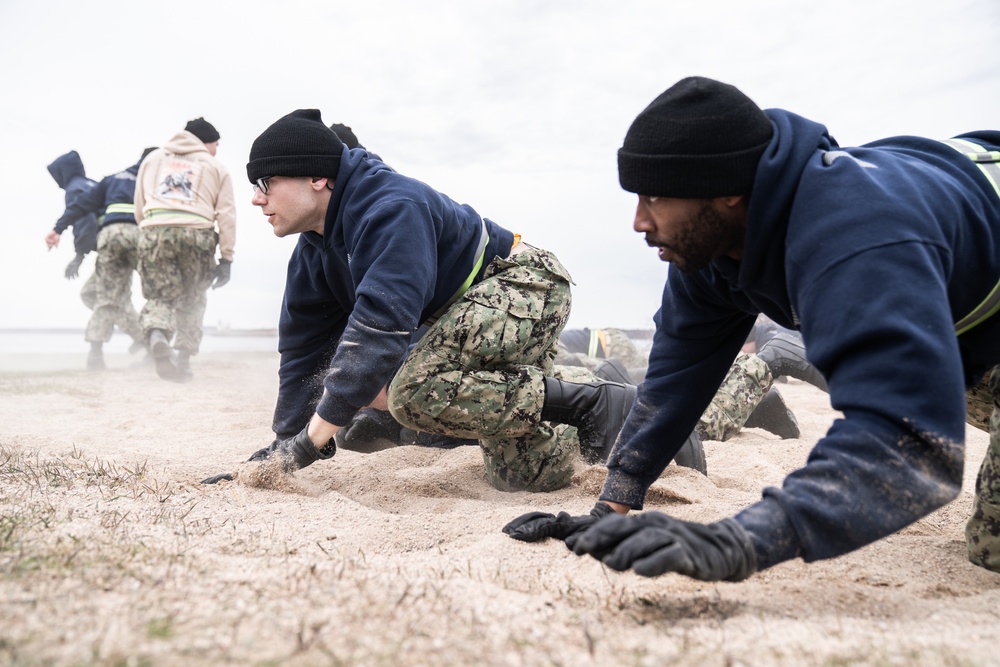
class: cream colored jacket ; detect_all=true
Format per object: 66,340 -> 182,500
134,130 -> 236,261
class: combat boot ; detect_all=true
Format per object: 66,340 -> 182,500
744,387 -> 800,439
176,350 -> 194,382
87,342 -> 105,371
149,329 -> 182,382
402,428 -> 480,449
540,377 -> 637,465
594,358 -> 636,385
336,408 -> 404,453
756,332 -> 828,392
673,430 -> 707,475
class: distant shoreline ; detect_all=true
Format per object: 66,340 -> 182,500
0,327 -> 655,339
0,327 -> 279,338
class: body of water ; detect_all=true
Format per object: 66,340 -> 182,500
0,329 -> 278,355
0,329 -> 279,373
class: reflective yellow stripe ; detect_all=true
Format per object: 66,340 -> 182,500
588,329 -> 600,357
105,203 -> 135,215
941,138 -> 1000,200
143,208 -> 211,224
955,281 -> 1000,336
423,219 -> 490,327
453,228 -> 488,301
942,139 -> 1000,335
587,329 -> 607,358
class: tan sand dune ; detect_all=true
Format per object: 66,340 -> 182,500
1,351 -> 998,665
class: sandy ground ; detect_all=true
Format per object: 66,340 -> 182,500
1,349 -> 999,666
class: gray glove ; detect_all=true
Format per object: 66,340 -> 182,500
200,426 -> 336,484
211,259 -> 232,289
571,512 -> 757,582
503,502 -> 616,548
65,254 -> 84,279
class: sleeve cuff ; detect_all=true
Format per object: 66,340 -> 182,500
315,391 -> 357,429
598,468 -> 650,510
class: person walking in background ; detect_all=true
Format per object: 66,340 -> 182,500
47,149 -> 150,369
506,75 -> 1000,582
45,151 -> 103,340
46,151 -> 99,287
134,118 -> 236,382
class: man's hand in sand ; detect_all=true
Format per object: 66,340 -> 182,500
246,427 -> 337,472
200,421 -> 338,484
570,512 -> 758,582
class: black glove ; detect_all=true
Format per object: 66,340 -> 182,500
211,259 -> 232,289
200,426 -> 336,484
65,254 -> 84,279
571,512 -> 757,582
503,501 -> 616,548
247,427 -> 336,473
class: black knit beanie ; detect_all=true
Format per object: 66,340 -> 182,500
185,117 -> 220,144
618,76 -> 773,198
246,109 -> 344,183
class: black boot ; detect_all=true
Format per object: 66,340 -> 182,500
87,342 -> 105,371
541,377 -> 637,465
149,329 -> 182,382
756,332 -> 828,392
673,431 -> 707,475
402,428 -> 480,449
176,350 -> 194,382
594,358 -> 636,385
336,408 -> 404,453
744,387 -> 800,439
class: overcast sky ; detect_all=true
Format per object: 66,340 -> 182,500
2,0 -> 998,334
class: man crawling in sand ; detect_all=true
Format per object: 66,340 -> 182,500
505,75 -> 1000,580
201,109 -> 637,492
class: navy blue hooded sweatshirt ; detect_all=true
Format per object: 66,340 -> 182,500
54,155 -> 144,231
272,148 -> 515,438
601,109 -> 1000,570
47,151 -> 98,255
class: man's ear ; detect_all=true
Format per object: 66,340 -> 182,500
719,194 -> 746,209
310,177 -> 329,191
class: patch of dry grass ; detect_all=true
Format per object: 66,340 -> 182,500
0,442 -> 670,666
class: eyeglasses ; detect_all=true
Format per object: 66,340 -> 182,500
253,176 -> 273,195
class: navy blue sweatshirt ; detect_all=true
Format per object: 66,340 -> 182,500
54,157 -> 143,231
272,148 -> 515,438
601,109 -> 1000,570
47,151 -> 98,255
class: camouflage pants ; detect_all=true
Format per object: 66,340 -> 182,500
388,245 -> 583,493
697,353 -> 773,442
85,224 -> 143,344
138,226 -> 217,354
966,365 -> 1000,571
80,271 -> 97,310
